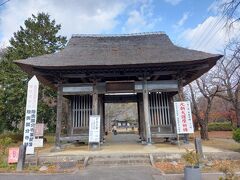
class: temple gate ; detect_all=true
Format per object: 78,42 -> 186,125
15,32 -> 222,149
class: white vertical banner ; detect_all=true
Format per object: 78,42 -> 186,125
23,76 -> 39,154
88,115 -> 101,143
174,101 -> 194,134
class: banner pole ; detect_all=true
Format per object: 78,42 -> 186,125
177,134 -> 180,150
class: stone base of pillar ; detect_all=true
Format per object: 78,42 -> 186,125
51,146 -> 62,152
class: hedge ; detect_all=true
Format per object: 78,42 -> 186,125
208,122 -> 233,131
0,132 -> 23,143
233,128 -> 240,143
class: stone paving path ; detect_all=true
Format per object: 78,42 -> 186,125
105,133 -> 140,144
0,165 -> 160,180
0,165 -> 234,180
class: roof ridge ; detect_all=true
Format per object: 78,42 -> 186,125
71,31 -> 166,38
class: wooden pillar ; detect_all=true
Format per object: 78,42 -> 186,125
92,82 -> 98,115
102,99 -> 105,134
55,84 -> 63,149
70,98 -> 73,135
139,97 -> 146,140
178,78 -> 184,101
99,95 -> 104,142
169,96 -> 175,133
137,98 -> 141,136
143,79 -> 152,144
67,98 -> 73,136
137,93 -> 144,139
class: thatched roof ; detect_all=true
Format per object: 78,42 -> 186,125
15,32 -> 222,87
16,32 -> 221,68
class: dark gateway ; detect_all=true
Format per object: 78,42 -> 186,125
15,32 -> 222,148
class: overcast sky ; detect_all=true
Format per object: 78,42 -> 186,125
0,0 -> 239,53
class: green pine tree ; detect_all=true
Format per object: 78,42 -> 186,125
0,12 -> 67,133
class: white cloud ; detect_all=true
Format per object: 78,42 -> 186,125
173,12 -> 189,29
177,12 -> 189,26
180,16 -> 240,53
122,0 -> 162,33
0,0 -> 135,46
164,0 -> 182,6
123,10 -> 147,33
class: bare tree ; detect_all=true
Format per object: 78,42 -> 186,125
188,76 -> 218,140
0,0 -> 10,7
214,0 -> 240,127
212,41 -> 240,127
219,0 -> 240,26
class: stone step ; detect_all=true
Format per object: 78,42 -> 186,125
91,154 -> 150,159
89,156 -> 151,166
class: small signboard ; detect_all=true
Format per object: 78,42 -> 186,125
33,138 -> 44,147
88,115 -> 101,143
174,101 -> 194,134
34,123 -> 44,137
8,147 -> 19,164
23,76 -> 39,154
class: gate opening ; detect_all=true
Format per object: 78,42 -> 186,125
104,103 -> 139,144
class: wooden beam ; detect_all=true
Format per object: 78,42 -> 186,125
60,135 -> 88,142
135,80 -> 178,92
143,79 -> 152,144
61,72 -> 145,78
61,80 -> 178,95
152,75 -> 160,81
61,73 -> 86,78
55,84 -> 63,149
152,71 -> 177,76
185,64 -> 209,71
104,94 -> 138,103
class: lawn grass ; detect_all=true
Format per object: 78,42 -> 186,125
45,134 -> 55,144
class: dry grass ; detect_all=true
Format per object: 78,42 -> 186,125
155,160 -> 240,174
155,161 -> 184,174
201,138 -> 240,152
192,131 -> 240,152
202,160 -> 240,173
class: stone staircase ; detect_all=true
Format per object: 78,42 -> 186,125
87,154 -> 151,166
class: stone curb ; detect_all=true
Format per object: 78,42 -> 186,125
25,151 -> 240,166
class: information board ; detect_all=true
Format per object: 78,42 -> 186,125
33,138 -> 44,147
8,147 -> 19,164
174,101 -> 194,134
34,123 -> 44,137
88,115 -> 101,143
